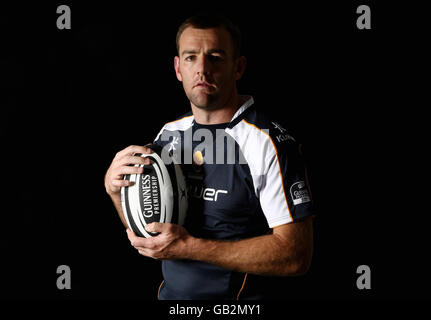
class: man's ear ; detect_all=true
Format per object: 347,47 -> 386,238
174,56 -> 182,82
234,56 -> 247,80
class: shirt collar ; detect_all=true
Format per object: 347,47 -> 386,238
230,95 -> 254,123
191,95 -> 254,127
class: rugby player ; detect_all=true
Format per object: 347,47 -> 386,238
104,14 -> 314,299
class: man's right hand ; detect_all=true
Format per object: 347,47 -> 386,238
104,145 -> 154,196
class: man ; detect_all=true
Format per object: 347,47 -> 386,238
104,14 -> 314,299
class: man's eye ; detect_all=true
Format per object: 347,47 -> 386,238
185,56 -> 195,61
209,55 -> 223,62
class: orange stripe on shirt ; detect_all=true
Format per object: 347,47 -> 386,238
236,273 -> 248,300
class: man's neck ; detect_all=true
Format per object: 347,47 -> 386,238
191,93 -> 245,125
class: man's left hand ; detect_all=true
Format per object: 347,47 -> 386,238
126,223 -> 194,260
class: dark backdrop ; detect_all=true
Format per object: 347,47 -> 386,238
0,1 -> 428,301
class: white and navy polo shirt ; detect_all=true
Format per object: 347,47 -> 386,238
153,95 -> 313,299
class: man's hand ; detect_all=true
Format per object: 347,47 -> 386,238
104,145 -> 153,196
126,218 -> 313,277
104,144 -> 154,228
126,223 -> 194,260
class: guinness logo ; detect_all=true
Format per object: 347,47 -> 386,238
290,181 -> 311,205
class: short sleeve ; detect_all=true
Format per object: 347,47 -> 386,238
257,126 -> 314,228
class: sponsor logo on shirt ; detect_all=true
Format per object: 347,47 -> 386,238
271,121 -> 296,143
290,181 -> 311,205
189,185 -> 228,202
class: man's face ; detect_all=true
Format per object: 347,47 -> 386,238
174,27 -> 243,110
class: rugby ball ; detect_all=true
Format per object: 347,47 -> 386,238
121,144 -> 188,238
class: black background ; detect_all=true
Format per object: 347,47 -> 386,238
0,0 -> 429,304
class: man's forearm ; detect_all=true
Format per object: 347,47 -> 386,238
186,228 -> 312,276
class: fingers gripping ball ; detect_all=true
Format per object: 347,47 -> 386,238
121,144 -> 188,238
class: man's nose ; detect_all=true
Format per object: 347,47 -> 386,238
196,55 -> 211,76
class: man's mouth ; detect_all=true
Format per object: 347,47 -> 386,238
193,81 -> 214,89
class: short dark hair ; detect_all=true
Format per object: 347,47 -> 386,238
176,14 -> 242,59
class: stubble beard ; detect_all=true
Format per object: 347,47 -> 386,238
190,92 -> 219,111
188,85 -> 234,112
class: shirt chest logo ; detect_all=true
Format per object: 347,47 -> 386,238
189,185 -> 228,202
